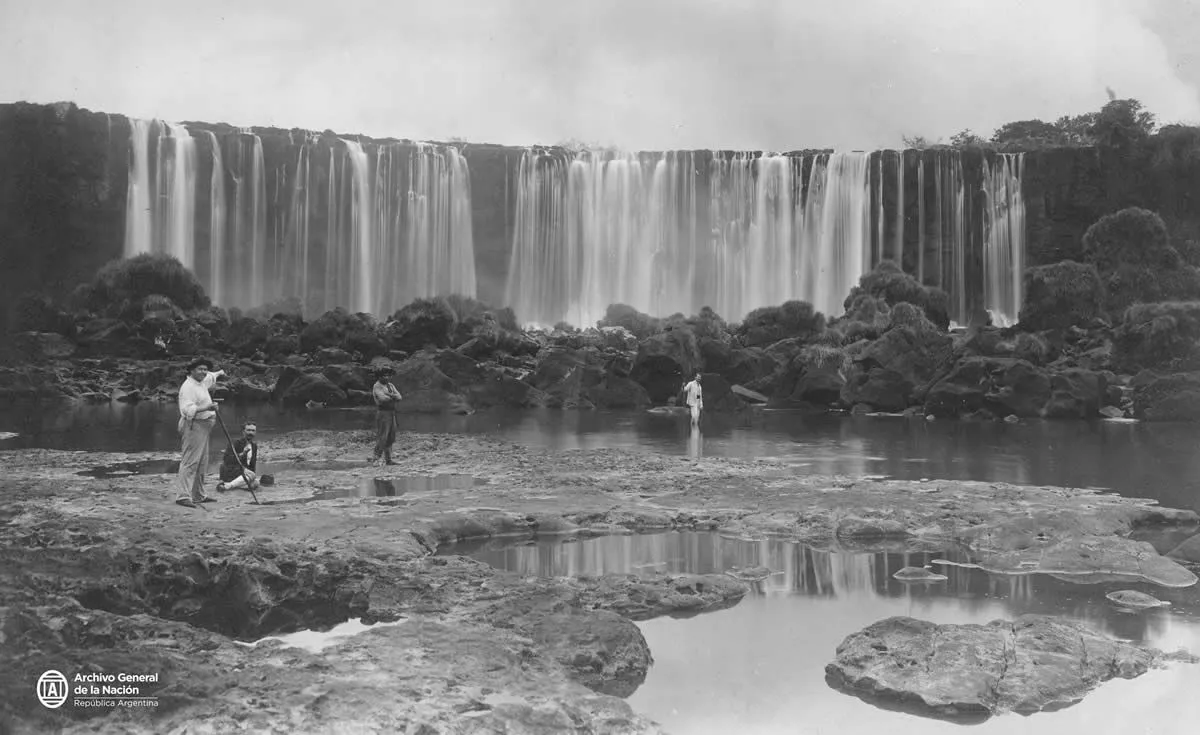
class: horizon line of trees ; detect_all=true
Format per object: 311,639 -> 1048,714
902,97 -> 1199,153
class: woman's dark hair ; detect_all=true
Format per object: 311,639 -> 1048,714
187,357 -> 214,372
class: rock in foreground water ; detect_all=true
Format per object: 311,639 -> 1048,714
825,615 -> 1195,720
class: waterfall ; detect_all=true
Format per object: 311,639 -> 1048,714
222,131 -> 268,310
405,143 -> 478,306
811,153 -> 871,318
124,119 -> 152,257
917,156 -> 926,284
507,149 -> 872,328
205,131 -> 225,306
894,150 -> 904,265
250,136 -> 267,308
983,153 -> 1026,327
123,119 -> 196,271
283,135 -> 315,311
318,140 -> 478,317
112,128 -> 1029,324
341,139 -> 372,314
154,123 -> 196,269
504,151 -> 569,327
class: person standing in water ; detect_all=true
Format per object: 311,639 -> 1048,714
175,358 -> 226,508
372,367 -> 403,465
683,372 -> 704,425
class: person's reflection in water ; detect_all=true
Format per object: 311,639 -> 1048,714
688,421 -> 703,460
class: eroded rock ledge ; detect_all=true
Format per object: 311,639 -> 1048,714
825,615 -> 1199,720
2,429 -> 1198,732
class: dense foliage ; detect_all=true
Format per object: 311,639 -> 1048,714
1080,208 -> 1200,314
735,300 -> 826,347
71,253 -> 211,319
842,260 -> 950,330
1018,261 -> 1105,332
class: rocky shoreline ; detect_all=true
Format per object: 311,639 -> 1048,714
2,428 -> 1199,732
7,245 -> 1200,422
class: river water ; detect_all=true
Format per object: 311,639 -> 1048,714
3,402 -> 1200,732
1,402 -> 1198,511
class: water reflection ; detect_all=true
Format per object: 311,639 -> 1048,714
688,423 -> 702,460
457,532 -> 1192,644
456,532 -> 1200,734
2,403 -> 1199,512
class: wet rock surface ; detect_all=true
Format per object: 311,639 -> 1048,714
825,615 -> 1199,720
2,429 -> 1198,732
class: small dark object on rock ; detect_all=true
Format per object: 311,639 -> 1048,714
260,474 -> 275,486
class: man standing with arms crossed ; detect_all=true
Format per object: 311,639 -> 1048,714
176,358 -> 226,508
372,366 -> 403,465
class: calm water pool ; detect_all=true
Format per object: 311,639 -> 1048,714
452,531 -> 1200,735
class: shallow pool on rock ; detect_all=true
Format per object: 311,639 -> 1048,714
449,531 -> 1200,734
265,473 -> 487,504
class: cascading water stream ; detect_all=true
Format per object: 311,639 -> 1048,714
154,123 -> 196,268
123,119 -> 152,258
115,124 -> 1027,326
205,131 -> 226,306
506,149 -> 873,328
982,153 -> 1026,327
123,119 -> 196,270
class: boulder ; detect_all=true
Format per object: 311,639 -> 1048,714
274,370 -> 347,406
526,610 -> 651,698
842,326 -> 955,411
923,358 -> 991,418
226,316 -> 270,358
984,360 -> 1052,418
1042,368 -> 1107,418
692,373 -> 745,413
322,364 -> 371,393
12,332 -> 76,361
313,347 -> 354,365
826,615 -> 1181,719
630,329 -> 702,403
1131,371 -> 1200,421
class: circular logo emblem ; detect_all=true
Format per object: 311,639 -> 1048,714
37,670 -> 68,709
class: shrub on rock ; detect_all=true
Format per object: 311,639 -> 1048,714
12,292 -> 75,336
1082,207 -> 1173,272
843,260 -> 950,330
83,254 -> 210,318
1080,208 -> 1200,313
1114,301 -> 1200,371
736,300 -> 825,347
386,298 -> 458,353
598,304 -> 663,340
665,306 -> 730,344
836,295 -> 891,342
1131,371 -> 1200,421
1018,261 -> 1105,331
302,308 -> 385,358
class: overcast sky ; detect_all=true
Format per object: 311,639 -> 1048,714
2,0 -> 1198,151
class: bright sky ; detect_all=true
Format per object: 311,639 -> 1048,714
2,0 -> 1198,151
